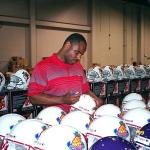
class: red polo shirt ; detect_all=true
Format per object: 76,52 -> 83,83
28,53 -> 90,112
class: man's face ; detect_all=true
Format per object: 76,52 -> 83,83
64,41 -> 86,64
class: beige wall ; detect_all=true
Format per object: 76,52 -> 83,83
0,0 -> 150,73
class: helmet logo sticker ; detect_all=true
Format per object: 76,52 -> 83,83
67,132 -> 85,150
114,121 -> 129,138
56,111 -> 66,124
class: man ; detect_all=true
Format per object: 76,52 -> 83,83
28,33 -> 103,113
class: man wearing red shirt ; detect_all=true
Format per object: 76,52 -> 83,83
28,33 -> 103,113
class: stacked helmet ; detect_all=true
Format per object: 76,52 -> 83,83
87,116 -> 130,149
35,125 -> 87,150
135,65 -> 147,78
6,119 -> 49,149
61,110 -> 92,135
0,72 -> 5,92
122,100 -> 146,114
94,104 -> 121,119
101,66 -> 114,81
122,93 -> 143,109
7,69 -> 30,90
124,65 -> 136,79
91,136 -> 136,150
71,94 -> 96,115
123,108 -> 150,142
0,113 -> 25,138
86,66 -> 103,82
36,106 -> 66,126
145,65 -> 150,76
134,123 -> 150,150
113,65 -> 125,80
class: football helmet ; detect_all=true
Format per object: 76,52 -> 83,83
86,66 -> 103,82
6,119 -> 49,149
87,116 -> 130,149
94,104 -> 121,119
124,65 -> 136,79
134,123 -> 150,150
123,108 -> 150,142
91,136 -> 136,150
61,110 -> 92,135
113,65 -> 125,80
35,125 -> 87,150
36,106 -> 66,126
135,65 -> 147,78
0,72 -> 5,92
122,100 -> 146,114
7,69 -> 30,90
101,66 -> 114,81
122,93 -> 143,109
71,94 -> 96,115
0,113 -> 25,137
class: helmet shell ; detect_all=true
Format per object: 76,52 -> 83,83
122,100 -> 146,113
94,104 -> 121,119
91,136 -> 136,150
36,125 -> 87,150
0,113 -> 25,137
61,110 -> 92,135
7,119 -> 49,149
7,69 -> 30,90
134,123 -> 150,149
0,72 -> 5,92
36,106 -> 66,126
71,94 -> 96,115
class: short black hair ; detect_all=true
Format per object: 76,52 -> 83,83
64,33 -> 87,46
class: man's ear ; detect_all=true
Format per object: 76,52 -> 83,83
64,41 -> 71,50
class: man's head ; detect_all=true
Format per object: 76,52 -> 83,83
58,33 -> 87,64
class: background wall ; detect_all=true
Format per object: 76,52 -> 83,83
0,0 -> 150,73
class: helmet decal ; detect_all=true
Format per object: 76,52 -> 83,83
114,121 -> 129,138
56,111 -> 66,124
67,132 -> 85,150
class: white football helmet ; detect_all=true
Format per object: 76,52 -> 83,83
101,66 -> 114,81
87,116 -> 130,149
6,119 -> 49,149
122,100 -> 146,114
0,72 -> 5,92
123,108 -> 150,142
61,110 -> 92,135
94,104 -> 121,119
91,136 -> 136,150
124,65 -> 136,79
0,113 -> 25,137
134,123 -> 150,150
122,93 -> 143,109
35,125 -> 87,150
71,94 -> 96,115
113,65 -> 125,80
7,69 -> 30,90
135,65 -> 147,78
86,66 -> 103,82
36,106 -> 66,126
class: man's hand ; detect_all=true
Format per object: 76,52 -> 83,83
62,92 -> 81,104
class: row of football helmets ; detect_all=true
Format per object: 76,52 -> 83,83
0,69 -> 30,92
0,93 -> 150,150
86,64 -> 150,82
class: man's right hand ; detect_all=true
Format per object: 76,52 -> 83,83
62,92 -> 81,104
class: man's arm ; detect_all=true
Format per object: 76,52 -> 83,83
29,92 -> 81,106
